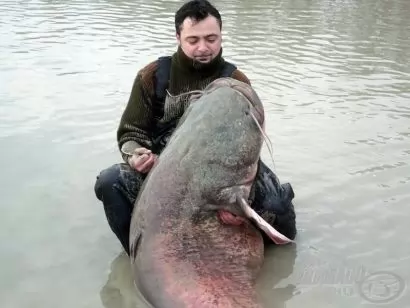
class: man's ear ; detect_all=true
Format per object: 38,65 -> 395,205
176,33 -> 181,45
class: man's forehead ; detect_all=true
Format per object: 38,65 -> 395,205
180,16 -> 221,35
184,32 -> 219,39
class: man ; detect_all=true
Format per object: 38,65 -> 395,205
94,0 -> 296,255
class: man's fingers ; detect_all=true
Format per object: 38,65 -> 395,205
133,148 -> 151,155
128,149 -> 157,173
130,154 -> 148,170
131,154 -> 156,173
139,155 -> 155,172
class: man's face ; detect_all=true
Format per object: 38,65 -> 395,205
176,15 -> 222,64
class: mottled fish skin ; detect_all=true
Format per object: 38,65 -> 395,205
129,77 -> 283,308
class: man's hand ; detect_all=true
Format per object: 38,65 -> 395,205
128,147 -> 157,173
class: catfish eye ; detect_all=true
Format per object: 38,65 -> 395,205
245,109 -> 250,116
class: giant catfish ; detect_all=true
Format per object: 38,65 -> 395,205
129,77 -> 293,308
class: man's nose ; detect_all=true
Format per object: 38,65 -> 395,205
197,40 -> 208,52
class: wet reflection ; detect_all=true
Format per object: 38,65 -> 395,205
1,0 -> 410,307
257,244 -> 298,307
100,252 -> 143,308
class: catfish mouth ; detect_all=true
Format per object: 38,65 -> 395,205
216,195 -> 295,246
240,177 -> 254,187
215,166 -> 257,226
220,163 -> 259,198
237,168 -> 258,189
215,164 -> 294,245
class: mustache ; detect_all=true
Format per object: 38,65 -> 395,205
191,58 -> 212,68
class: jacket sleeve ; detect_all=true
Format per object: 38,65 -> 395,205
117,64 -> 157,162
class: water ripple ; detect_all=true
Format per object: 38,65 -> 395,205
1,0 -> 410,307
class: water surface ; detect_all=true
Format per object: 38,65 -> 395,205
1,0 -> 409,307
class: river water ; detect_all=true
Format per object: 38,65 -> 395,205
1,0 -> 409,307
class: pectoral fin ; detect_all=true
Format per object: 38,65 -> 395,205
237,196 -> 294,245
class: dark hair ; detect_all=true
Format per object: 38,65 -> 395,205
175,0 -> 222,35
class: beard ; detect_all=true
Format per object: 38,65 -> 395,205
191,54 -> 213,68
194,54 -> 212,62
